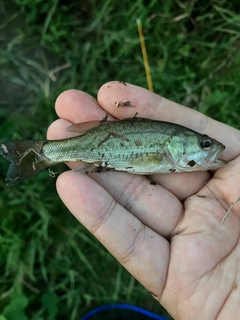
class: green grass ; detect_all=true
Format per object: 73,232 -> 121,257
0,0 -> 240,319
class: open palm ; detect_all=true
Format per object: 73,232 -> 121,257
48,82 -> 240,320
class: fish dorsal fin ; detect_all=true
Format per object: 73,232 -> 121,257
67,116 -> 148,135
67,121 -> 102,134
67,120 -> 116,134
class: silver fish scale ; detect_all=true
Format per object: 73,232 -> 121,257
41,118 -> 225,174
0,118 -> 226,185
42,120 -> 174,164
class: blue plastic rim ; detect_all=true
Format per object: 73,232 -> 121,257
81,303 -> 168,320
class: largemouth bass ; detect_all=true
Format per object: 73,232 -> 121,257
0,117 -> 226,186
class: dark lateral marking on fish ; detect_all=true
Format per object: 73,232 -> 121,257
135,140 -> 142,146
98,134 -> 111,147
111,132 -> 129,141
197,195 -> 207,198
188,160 -> 196,167
169,168 -> 176,172
98,132 -> 129,147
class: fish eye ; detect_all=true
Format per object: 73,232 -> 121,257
200,138 -> 212,149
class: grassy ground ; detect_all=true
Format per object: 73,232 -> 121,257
0,0 -> 240,319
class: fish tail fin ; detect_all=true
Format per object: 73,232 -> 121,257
0,140 -> 50,186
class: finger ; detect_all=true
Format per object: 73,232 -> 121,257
57,171 -> 170,296
47,119 -> 77,140
86,171 -> 183,237
207,156 -> 240,222
50,89 -> 212,200
151,171 -> 211,201
98,81 -> 240,160
55,89 -> 112,123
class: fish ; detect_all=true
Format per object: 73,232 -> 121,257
0,117 -> 227,186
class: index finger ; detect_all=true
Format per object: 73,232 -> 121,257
98,81 -> 240,160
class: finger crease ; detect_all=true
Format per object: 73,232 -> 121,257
122,179 -> 149,212
119,223 -> 146,264
90,198 -> 117,234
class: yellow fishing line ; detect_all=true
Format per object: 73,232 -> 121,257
137,19 -> 153,92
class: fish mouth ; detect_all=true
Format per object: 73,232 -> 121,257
206,146 -> 227,169
210,158 -> 228,169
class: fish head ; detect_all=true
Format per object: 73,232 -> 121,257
166,133 -> 226,172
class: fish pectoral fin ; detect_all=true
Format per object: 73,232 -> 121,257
164,147 -> 196,172
164,147 -> 183,170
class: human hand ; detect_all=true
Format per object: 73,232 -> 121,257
47,81 -> 240,320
